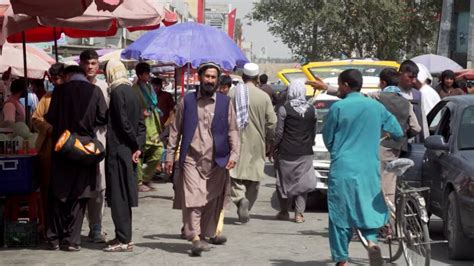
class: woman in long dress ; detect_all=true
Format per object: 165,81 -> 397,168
274,80 -> 317,223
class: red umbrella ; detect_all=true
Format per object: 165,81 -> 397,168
10,0 -> 124,19
1,0 -> 172,44
0,0 -> 176,125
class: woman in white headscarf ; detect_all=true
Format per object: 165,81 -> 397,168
103,60 -> 146,252
274,80 -> 318,223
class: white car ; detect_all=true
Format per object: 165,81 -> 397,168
312,92 -> 339,191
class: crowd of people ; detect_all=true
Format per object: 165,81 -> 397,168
0,50 -> 471,264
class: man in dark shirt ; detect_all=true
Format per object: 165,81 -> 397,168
151,77 -> 175,126
45,66 -> 107,251
259,74 -> 274,103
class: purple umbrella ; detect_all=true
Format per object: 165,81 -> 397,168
121,22 -> 249,71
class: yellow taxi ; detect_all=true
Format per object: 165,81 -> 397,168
301,59 -> 400,93
277,68 -> 317,99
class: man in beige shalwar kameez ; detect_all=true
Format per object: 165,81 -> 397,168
229,63 -> 277,224
165,62 -> 240,256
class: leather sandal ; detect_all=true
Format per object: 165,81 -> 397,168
191,240 -> 204,256
208,235 -> 227,245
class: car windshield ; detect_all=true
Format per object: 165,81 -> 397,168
458,106 -> 474,150
309,65 -> 395,80
314,100 -> 338,133
282,72 -> 307,83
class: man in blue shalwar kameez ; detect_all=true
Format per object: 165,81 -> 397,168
322,69 -> 403,266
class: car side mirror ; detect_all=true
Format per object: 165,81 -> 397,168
424,135 -> 449,151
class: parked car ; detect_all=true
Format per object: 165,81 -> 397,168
311,92 -> 339,191
277,68 -> 316,99
301,59 -> 400,93
407,95 -> 474,259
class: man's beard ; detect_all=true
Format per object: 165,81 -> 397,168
201,83 -> 216,96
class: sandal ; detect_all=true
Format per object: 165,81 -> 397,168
60,244 -> 81,252
295,213 -> 305,223
138,184 -> 151,192
143,181 -> 156,190
368,242 -> 383,266
276,211 -> 290,221
103,241 -> 134,252
105,238 -> 120,246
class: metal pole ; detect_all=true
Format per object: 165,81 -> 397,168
21,31 -> 30,126
122,28 -> 127,49
187,63 -> 190,93
53,27 -> 59,62
174,69 -> 178,102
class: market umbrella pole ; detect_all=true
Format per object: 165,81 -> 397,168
173,71 -> 177,102
21,31 -> 30,126
53,27 -> 59,62
186,63 -> 190,95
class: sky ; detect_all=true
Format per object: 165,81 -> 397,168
206,0 -> 293,59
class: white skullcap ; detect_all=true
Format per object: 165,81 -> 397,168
416,63 -> 432,84
243,63 -> 259,77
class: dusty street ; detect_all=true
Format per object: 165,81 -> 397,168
0,176 -> 471,265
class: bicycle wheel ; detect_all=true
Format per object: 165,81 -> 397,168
398,192 -> 431,266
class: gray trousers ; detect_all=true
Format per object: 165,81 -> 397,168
230,178 -> 260,211
380,146 -> 400,205
87,189 -> 105,232
276,189 -> 307,214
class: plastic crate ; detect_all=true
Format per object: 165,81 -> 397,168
4,219 -> 38,247
4,192 -> 43,225
0,155 -> 39,196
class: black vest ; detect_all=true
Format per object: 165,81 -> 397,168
278,103 -> 316,156
378,92 -> 410,151
179,92 -> 230,167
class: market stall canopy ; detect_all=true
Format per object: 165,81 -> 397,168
121,22 -> 249,71
10,0 -> 123,19
60,48 -> 117,63
99,48 -> 127,63
0,42 -> 51,78
411,54 -> 463,74
8,42 -> 55,64
0,0 -> 170,44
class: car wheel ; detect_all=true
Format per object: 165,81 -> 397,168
445,192 -> 474,259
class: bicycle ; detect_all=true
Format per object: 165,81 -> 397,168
356,158 -> 431,266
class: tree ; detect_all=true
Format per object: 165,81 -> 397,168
248,0 -> 442,61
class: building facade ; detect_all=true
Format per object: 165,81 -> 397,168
437,0 -> 474,68
205,3 -> 230,30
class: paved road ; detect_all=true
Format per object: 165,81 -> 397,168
0,177 -> 472,265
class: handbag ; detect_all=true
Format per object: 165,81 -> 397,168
54,129 -> 105,165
